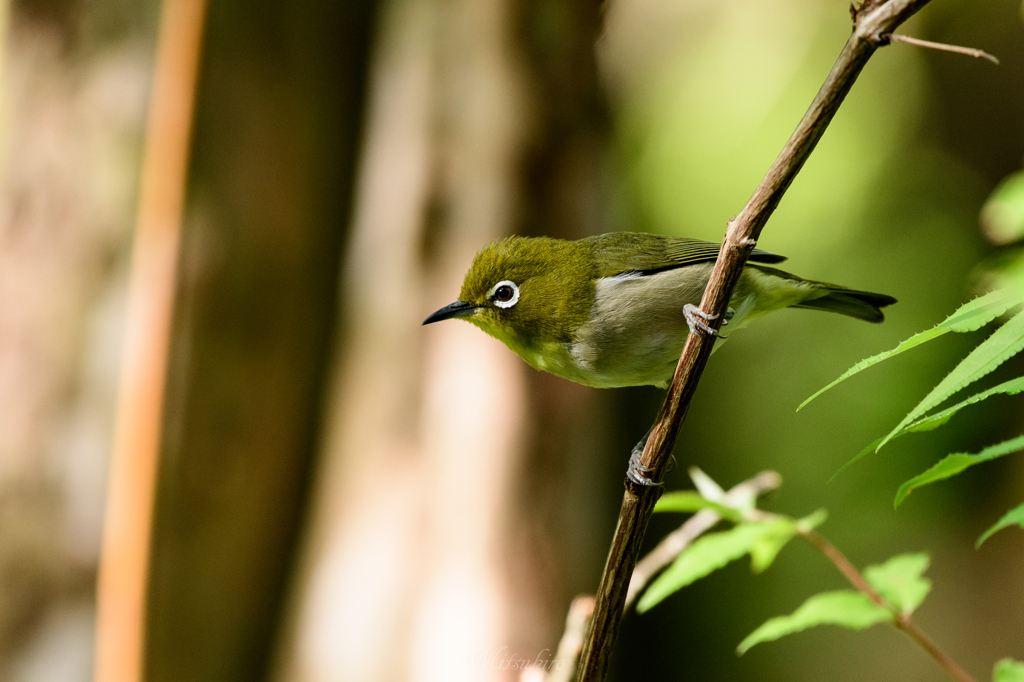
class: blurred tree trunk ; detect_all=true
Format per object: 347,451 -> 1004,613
144,1 -> 378,682
507,0 -> 621,659
272,0 -> 614,680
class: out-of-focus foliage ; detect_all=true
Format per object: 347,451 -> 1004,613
628,471 -> 971,674
977,503 -> 1024,547
653,491 -> 742,520
0,0 -> 154,679
639,471 -> 824,613
740,552 -> 933,655
978,170 -> 1024,292
995,658 -> 1024,682
737,591 -> 892,654
637,522 -> 788,611
981,171 -> 1024,244
861,552 -> 931,614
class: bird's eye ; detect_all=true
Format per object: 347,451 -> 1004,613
488,280 -> 520,309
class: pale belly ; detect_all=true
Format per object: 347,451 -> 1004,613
511,340 -> 679,388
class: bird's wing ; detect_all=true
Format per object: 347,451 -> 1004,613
587,232 -> 786,278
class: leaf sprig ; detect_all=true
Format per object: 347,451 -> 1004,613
803,285 -> 1024,544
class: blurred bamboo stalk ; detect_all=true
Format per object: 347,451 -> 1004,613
93,1 -> 207,681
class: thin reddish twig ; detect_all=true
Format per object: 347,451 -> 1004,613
800,531 -> 978,682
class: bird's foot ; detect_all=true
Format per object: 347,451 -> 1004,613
683,304 -> 720,338
627,448 -> 660,487
626,429 -> 671,488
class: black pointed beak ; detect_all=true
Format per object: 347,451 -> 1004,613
422,300 -> 480,325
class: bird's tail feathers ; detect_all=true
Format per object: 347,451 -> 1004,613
793,287 -> 897,323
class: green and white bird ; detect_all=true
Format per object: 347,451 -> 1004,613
423,232 -> 896,389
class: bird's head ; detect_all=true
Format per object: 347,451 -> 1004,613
422,236 -> 593,351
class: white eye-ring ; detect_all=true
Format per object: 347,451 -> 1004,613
488,280 -> 520,309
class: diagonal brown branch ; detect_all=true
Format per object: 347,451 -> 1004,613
576,1 -> 935,679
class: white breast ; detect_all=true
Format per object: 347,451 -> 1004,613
564,265 -> 712,387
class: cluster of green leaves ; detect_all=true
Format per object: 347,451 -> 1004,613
636,474 -> 830,623
961,159 -> 1024,678
636,491 -> 825,614
636,474 -> 923,656
995,659 -> 1024,682
639,473 -> 1024,681
738,552 -> 928,654
799,285 -> 1024,545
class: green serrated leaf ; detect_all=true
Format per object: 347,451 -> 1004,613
798,288 -> 1024,411
981,171 -> 1024,244
941,287 -> 1024,332
829,376 -> 1024,485
798,328 -> 948,411
879,309 -> 1024,450
995,658 -> 1024,682
737,591 -> 892,654
637,523 -> 777,612
828,436 -> 885,485
895,435 -> 1024,507
863,553 -> 931,614
900,376 -> 1024,437
653,491 -> 741,521
977,502 -> 1024,547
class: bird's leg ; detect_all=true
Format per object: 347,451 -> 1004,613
627,427 -> 675,487
683,303 -> 720,338
627,429 -> 658,487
